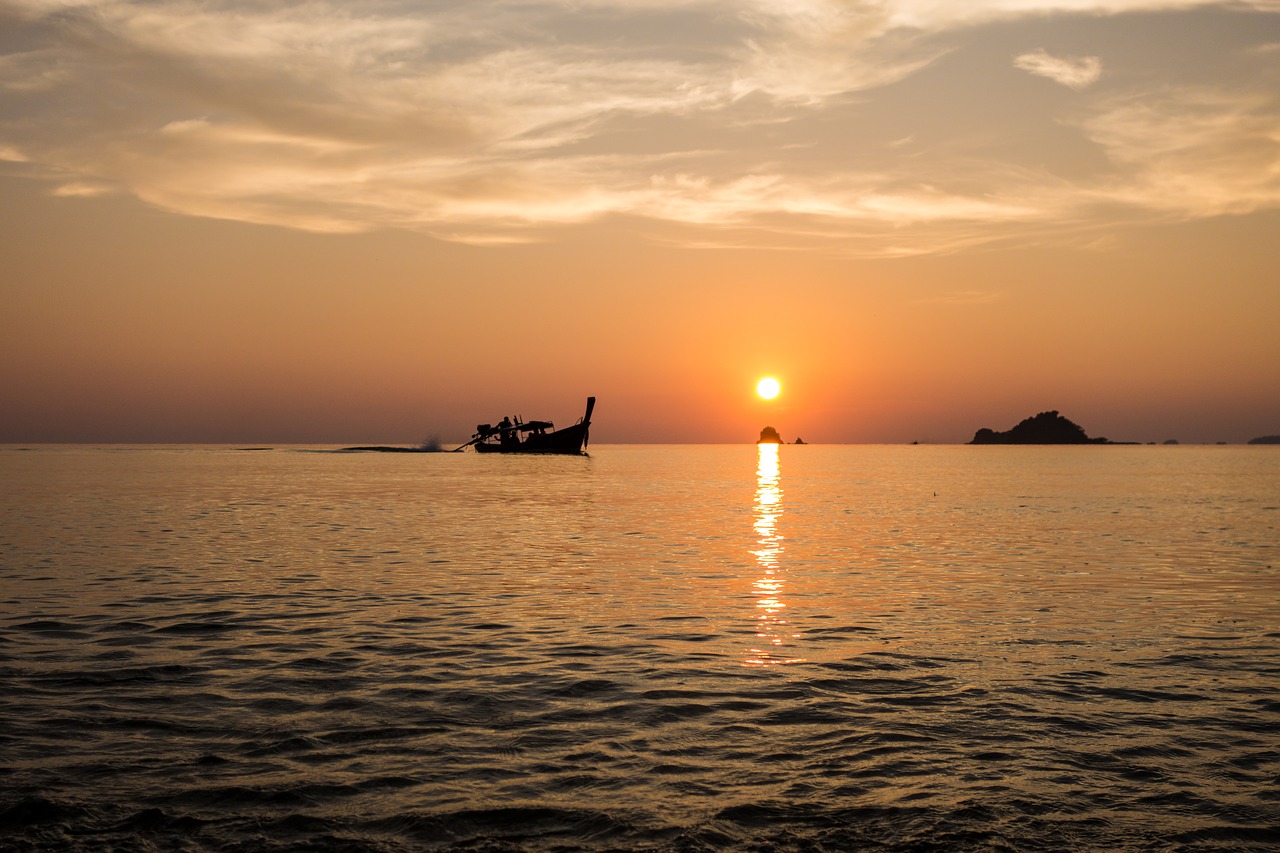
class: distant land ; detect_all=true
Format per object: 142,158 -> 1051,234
970,411 -> 1111,445
758,426 -> 784,444
1249,435 -> 1280,445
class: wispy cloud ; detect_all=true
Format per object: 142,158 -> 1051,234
1014,49 -> 1103,89
0,0 -> 1277,254
51,181 -> 112,197
1081,88 -> 1280,216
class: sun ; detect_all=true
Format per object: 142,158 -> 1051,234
756,377 -> 781,400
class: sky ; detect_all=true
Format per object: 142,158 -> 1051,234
2,0 -> 1278,444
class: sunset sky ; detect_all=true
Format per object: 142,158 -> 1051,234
2,0 -> 1278,444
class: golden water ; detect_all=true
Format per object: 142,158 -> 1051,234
2,444 -> 1277,849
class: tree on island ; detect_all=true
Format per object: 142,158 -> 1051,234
758,426 -> 784,444
970,411 -> 1109,445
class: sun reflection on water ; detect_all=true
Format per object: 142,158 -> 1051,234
746,442 -> 803,666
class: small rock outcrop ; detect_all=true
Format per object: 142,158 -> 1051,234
758,426 -> 784,444
969,411 -> 1108,445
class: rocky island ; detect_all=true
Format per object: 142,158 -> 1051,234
758,426 -> 784,444
970,411 -> 1110,445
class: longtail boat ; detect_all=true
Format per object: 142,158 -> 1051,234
455,397 -> 595,454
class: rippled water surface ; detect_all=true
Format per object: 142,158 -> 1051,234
2,444 -> 1278,851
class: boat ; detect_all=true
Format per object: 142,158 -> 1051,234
455,397 -> 595,454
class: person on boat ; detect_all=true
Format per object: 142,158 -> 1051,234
499,416 -> 519,448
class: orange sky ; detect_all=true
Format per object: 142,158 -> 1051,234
2,1 -> 1278,444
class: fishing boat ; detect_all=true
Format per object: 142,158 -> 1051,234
455,397 -> 595,454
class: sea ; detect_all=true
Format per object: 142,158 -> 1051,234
1,443 -> 1278,851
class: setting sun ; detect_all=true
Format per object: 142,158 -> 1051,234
757,377 -> 781,400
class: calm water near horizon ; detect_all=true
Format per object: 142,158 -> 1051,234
2,444 -> 1278,851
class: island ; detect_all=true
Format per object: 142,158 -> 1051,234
1249,435 -> 1280,445
758,426 -> 784,444
969,411 -> 1110,445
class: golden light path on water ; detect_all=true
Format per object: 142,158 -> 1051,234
747,442 -> 803,666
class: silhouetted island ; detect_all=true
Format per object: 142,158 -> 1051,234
758,426 -> 784,444
1249,435 -> 1280,445
970,411 -> 1110,445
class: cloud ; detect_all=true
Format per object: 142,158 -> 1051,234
1080,88 -> 1280,216
0,0 -> 1277,254
1014,49 -> 1103,89
0,49 -> 69,92
732,2 -> 944,102
883,0 -> 1280,29
51,181 -> 112,196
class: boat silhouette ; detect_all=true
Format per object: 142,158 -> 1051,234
456,397 -> 595,454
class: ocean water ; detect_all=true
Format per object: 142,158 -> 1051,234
1,443 -> 1278,851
